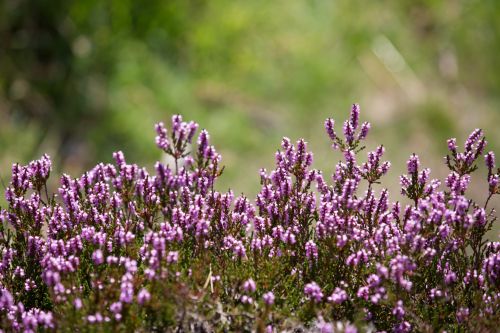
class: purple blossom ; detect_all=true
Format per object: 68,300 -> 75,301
242,278 -> 256,293
392,300 -> 405,321
407,154 -> 420,174
92,249 -> 104,265
325,118 -> 336,142
447,138 -> 457,153
485,151 -> 495,172
0,103 -> 498,332
305,240 -> 318,262
137,288 -> 151,305
263,291 -> 275,305
327,287 -> 348,304
304,282 -> 323,303
155,122 -> 169,151
350,103 -> 360,130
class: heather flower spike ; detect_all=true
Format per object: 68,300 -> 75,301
0,103 -> 498,331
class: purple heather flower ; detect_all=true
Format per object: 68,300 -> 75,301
316,320 -> 333,333
166,251 -> 179,264
456,307 -> 470,323
358,121 -> 371,141
325,118 -> 336,142
137,288 -> 151,305
263,291 -> 275,305
327,287 -> 348,304
489,174 -> 499,190
485,151 -> 496,174
356,286 -> 370,300
305,240 -> 318,262
239,295 -> 252,304
392,300 -> 405,321
186,121 -> 199,143
197,130 -> 209,155
92,249 -> 104,265
447,138 -> 457,153
0,103 -> 499,331
171,115 -> 182,133
242,278 -> 256,293
120,273 -> 134,303
407,154 -> 420,174
304,282 -> 323,303
155,122 -> 169,151
465,129 -> 483,152
343,120 -> 355,145
394,321 -> 411,333
345,325 -> 357,333
0,287 -> 14,308
110,301 -> 122,314
350,103 -> 360,130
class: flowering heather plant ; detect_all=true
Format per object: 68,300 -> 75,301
1,104 -> 499,332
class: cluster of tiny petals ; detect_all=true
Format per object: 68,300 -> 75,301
305,240 -> 318,261
327,287 -> 348,304
361,145 -> 391,182
407,154 -> 420,174
485,151 -> 500,194
325,103 -> 370,151
304,282 -> 323,303
446,129 -> 487,176
0,104 -> 499,331
263,291 -> 275,306
242,278 -> 257,293
325,118 -> 336,142
155,122 -> 169,151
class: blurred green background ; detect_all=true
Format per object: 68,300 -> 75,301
1,0 -> 500,225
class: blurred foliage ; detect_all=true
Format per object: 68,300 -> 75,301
1,0 -> 500,212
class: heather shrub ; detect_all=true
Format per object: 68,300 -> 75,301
0,105 -> 499,332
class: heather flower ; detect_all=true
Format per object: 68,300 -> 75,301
325,118 -> 336,142
110,301 -> 122,314
394,321 -> 411,333
357,121 -> 370,142
327,287 -> 348,304
0,287 -> 14,308
304,282 -> 323,303
166,251 -> 179,264
155,122 -> 169,151
137,289 -> 151,305
345,325 -> 357,333
119,273 -> 134,303
456,307 -> 469,323
407,154 -> 420,174
87,313 -> 104,324
70,298 -> 82,310
350,103 -> 360,130
92,249 -> 104,265
240,295 -> 253,304
0,103 -> 498,332
343,120 -> 355,145
263,291 -> 275,305
392,300 -> 405,321
305,240 -> 318,262
485,151 -> 496,172
316,320 -> 333,333
242,278 -> 256,293
447,138 -> 457,153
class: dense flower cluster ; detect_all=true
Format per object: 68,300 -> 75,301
1,105 -> 499,332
